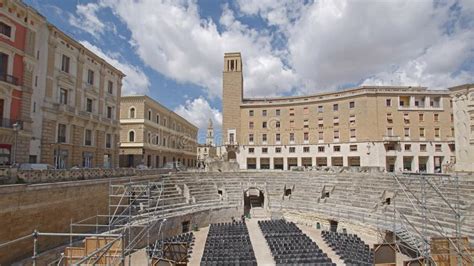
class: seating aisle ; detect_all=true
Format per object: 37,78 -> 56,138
297,224 -> 345,266
188,226 -> 209,266
247,219 -> 275,265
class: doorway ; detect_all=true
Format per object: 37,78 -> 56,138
243,188 -> 264,216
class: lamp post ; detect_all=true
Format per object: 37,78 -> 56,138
12,122 -> 20,166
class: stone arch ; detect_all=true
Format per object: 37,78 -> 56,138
227,151 -> 236,160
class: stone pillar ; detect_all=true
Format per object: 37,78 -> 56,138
297,157 -> 301,167
327,157 -> 332,167
311,157 -> 316,167
256,157 -> 261,170
283,157 -> 288,170
270,157 -> 274,170
342,156 -> 348,167
413,156 -> 419,172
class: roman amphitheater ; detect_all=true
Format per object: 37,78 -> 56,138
0,168 -> 472,265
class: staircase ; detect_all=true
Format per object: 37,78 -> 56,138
394,227 -> 427,257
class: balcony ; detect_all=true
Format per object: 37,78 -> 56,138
383,135 -> 401,142
0,119 -> 23,129
0,74 -> 20,86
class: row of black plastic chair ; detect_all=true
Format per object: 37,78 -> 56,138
259,219 -> 335,266
201,221 -> 256,266
322,230 -> 374,266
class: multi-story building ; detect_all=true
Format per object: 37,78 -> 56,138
449,83 -> 474,172
0,0 -> 45,165
222,52 -> 455,173
119,95 -> 198,168
36,25 -> 124,168
197,119 -> 217,168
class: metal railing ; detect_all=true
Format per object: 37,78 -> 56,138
0,118 -> 22,129
0,73 -> 20,86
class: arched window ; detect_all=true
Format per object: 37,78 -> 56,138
156,135 -> 160,145
129,131 -> 135,142
129,107 -> 135,118
148,110 -> 152,120
156,114 -> 160,124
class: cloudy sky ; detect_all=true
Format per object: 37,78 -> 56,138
26,0 -> 474,143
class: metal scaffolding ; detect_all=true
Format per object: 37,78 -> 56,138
0,178 -> 167,265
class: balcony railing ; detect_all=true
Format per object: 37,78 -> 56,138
0,118 -> 23,129
383,135 -> 401,142
0,74 -> 20,86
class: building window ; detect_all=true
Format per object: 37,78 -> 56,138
148,110 -> 152,120
106,134 -> 112,148
303,107 -> 309,114
386,113 -> 393,124
333,145 -> 341,152
435,144 -> 442,152
249,148 -> 254,153
304,132 -> 309,141
318,131 -> 323,140
404,113 -> 410,124
434,113 -> 439,122
262,110 -> 267,116
289,133 -> 295,142
275,109 -> 280,116
334,130 -> 339,140
404,128 -> 410,137
156,114 -> 160,124
59,88 -> 68,104
387,127 -> 393,136
333,117 -> 339,127
0,22 -> 12,38
61,55 -> 70,73
318,118 -> 323,129
275,147 -> 281,153
129,131 -> 135,142
249,134 -> 254,142
420,144 -> 427,152
262,121 -> 267,128
349,115 -> 356,126
249,121 -> 254,129
107,106 -> 113,119
318,106 -> 323,113
290,120 -> 295,128
350,145 -> 357,151
84,129 -> 92,146
304,119 -> 309,128
333,104 -> 338,111
57,124 -> 67,143
349,101 -> 355,108
420,127 -> 425,137
87,69 -> 94,85
318,146 -> 325,152
289,147 -> 296,153
303,146 -> 310,153
262,134 -> 267,142
276,121 -> 280,128
86,98 -> 93,112
404,144 -> 411,151
435,128 -> 440,138
350,129 -> 356,138
249,110 -> 254,116
129,107 -> 135,118
262,147 -> 268,154
276,133 -> 280,142
289,108 -> 294,116
0,52 -> 8,75
386,99 -> 392,107
419,113 -> 424,122
108,81 -> 114,94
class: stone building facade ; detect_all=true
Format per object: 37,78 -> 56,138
0,0 -> 45,165
37,26 -> 124,168
222,52 -> 456,173
449,84 -> 474,172
119,95 -> 198,168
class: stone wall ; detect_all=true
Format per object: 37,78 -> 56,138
3,168 -> 173,184
0,174 -> 162,265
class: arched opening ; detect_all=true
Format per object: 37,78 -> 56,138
227,151 -> 236,160
129,107 -> 135,118
128,131 -> 135,142
243,188 -> 264,217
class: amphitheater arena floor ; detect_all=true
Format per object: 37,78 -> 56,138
129,218 -> 412,266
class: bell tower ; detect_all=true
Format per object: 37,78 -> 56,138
206,119 -> 214,146
222,52 -> 243,145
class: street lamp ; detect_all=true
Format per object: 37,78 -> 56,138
12,122 -> 20,166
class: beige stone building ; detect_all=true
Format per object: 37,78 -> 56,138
222,52 -> 456,173
36,25 -> 124,168
119,95 -> 198,168
449,83 -> 474,172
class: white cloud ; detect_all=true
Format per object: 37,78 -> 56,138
287,0 -> 474,92
69,3 -> 106,38
102,0 -> 299,98
80,41 -> 150,95
174,97 -> 222,143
